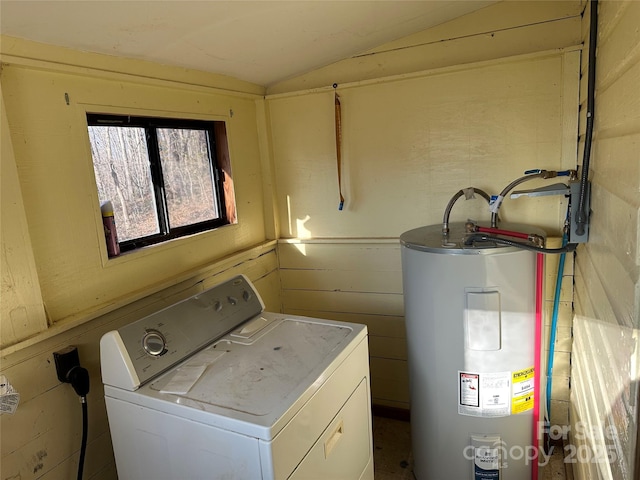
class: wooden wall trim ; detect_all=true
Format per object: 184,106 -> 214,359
0,240 -> 277,358
266,46 -> 581,100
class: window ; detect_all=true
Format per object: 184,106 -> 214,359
87,113 -> 236,254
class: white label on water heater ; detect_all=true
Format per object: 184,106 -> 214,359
471,435 -> 501,480
458,371 -> 511,417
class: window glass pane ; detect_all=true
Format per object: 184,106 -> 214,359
157,128 -> 219,228
88,126 -> 159,241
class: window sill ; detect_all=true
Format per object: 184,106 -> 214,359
99,222 -> 238,267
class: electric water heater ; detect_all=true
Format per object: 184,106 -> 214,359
401,223 -> 540,480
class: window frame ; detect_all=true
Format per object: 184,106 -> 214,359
87,113 -> 231,253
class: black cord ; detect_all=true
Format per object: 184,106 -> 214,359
575,0 -> 598,236
78,397 -> 88,480
465,234 -> 577,254
68,367 -> 90,480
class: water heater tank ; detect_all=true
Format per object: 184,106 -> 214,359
400,223 -> 540,480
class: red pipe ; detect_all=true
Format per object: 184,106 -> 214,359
476,224 -> 543,479
533,252 -> 544,480
476,226 -> 530,239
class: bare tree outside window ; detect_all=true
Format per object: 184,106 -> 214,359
157,128 -> 218,228
87,114 -> 235,254
88,126 -> 159,242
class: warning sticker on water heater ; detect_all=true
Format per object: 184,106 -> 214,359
459,373 -> 480,407
458,371 -> 511,417
511,367 -> 535,414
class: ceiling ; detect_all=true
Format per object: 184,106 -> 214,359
0,1 -> 495,87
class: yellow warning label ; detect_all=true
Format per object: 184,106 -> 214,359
512,367 -> 535,414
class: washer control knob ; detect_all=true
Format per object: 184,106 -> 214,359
142,330 -> 167,357
227,296 -> 238,306
242,290 -> 252,302
214,300 -> 223,312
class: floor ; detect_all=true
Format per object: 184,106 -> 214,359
372,416 -> 570,480
372,416 -> 414,480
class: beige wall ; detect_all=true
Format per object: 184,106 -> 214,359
1,38 -> 269,338
268,1 -> 581,410
269,53 -> 578,239
0,37 -> 280,479
571,1 -> 640,479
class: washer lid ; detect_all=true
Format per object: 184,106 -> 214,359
150,317 -> 352,416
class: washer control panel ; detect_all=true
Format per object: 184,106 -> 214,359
102,275 -> 264,389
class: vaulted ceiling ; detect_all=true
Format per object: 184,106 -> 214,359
0,1 -> 496,86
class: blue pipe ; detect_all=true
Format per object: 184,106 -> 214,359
546,231 -> 568,418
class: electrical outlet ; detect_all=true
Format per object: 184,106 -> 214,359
53,346 -> 90,396
54,346 -> 81,383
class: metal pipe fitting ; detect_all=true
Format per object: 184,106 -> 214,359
490,170 -> 559,228
442,187 -> 492,235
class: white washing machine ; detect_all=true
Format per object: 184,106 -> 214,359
100,275 -> 374,480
